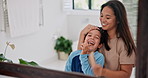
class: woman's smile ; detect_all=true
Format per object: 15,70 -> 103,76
102,23 -> 108,27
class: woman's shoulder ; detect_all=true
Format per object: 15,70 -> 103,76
117,37 -> 125,46
116,37 -> 128,54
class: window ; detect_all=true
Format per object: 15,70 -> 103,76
73,0 -> 109,10
73,0 -> 89,10
0,0 -> 8,32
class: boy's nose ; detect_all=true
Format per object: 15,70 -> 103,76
90,36 -> 94,40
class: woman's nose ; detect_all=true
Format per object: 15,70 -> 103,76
100,17 -> 106,23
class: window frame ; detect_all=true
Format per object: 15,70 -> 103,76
72,0 -> 106,10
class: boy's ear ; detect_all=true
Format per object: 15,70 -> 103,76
98,44 -> 103,48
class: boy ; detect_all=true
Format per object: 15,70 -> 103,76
65,27 -> 108,76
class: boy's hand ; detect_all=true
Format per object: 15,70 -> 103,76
81,42 -> 92,54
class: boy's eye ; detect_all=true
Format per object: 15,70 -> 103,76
96,36 -> 100,39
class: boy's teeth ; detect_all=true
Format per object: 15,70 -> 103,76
90,42 -> 94,44
102,23 -> 107,25
88,42 -> 94,45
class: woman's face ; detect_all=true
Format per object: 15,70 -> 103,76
100,6 -> 117,31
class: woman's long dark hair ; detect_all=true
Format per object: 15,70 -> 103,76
98,27 -> 110,51
101,0 -> 136,56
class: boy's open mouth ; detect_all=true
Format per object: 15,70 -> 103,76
87,40 -> 95,46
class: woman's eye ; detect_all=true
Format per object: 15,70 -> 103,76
88,34 -> 91,37
107,18 -> 110,19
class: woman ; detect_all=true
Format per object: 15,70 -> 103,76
77,0 -> 136,78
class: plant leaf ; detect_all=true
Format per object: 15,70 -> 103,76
19,59 -> 39,66
28,61 -> 39,66
0,54 -> 13,63
0,54 -> 6,61
19,59 -> 29,64
54,36 -> 73,54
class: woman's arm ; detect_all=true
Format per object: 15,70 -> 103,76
89,52 -> 133,78
92,64 -> 133,78
102,64 -> 133,78
77,24 -> 99,50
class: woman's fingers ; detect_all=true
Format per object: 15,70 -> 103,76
81,24 -> 99,36
92,64 -> 103,77
90,25 -> 99,30
87,24 -> 99,31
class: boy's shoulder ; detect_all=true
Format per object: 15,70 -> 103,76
68,50 -> 82,59
70,50 -> 82,56
94,51 -> 104,58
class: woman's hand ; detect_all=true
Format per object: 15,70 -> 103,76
80,24 -> 99,36
92,64 -> 103,77
92,64 -> 133,78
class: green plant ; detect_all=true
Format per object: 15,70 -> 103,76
54,36 -> 73,54
0,42 -> 39,66
0,42 -> 14,63
0,54 -> 13,63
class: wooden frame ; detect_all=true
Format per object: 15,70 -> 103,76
0,62 -> 97,78
136,0 -> 148,78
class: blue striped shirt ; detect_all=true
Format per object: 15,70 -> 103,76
65,50 -> 104,76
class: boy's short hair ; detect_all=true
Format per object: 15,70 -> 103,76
84,27 -> 110,51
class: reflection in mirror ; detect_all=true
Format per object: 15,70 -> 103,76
0,0 -> 138,78
67,0 -> 138,78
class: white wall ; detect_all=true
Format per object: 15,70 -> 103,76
0,0 -> 68,66
67,14 -> 100,41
